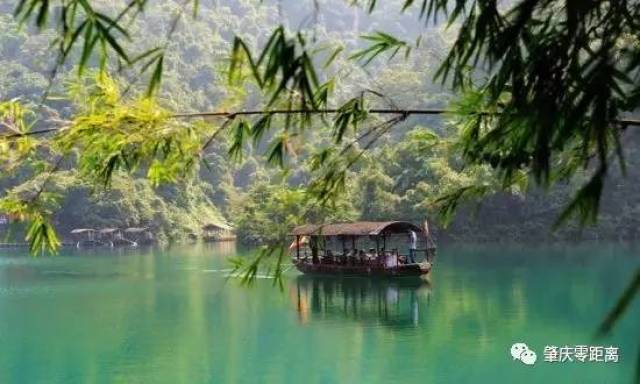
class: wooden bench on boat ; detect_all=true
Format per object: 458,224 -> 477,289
290,221 -> 436,277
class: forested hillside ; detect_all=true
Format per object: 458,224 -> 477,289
1,0 -> 638,245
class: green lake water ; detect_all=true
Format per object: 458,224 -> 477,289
0,243 -> 639,383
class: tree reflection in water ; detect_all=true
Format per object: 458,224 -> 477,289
291,276 -> 432,329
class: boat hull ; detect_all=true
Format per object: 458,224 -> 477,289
293,260 -> 432,277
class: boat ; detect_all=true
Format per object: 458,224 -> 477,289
290,221 -> 435,277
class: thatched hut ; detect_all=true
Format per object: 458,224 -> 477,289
97,228 -> 137,247
124,227 -> 155,245
202,223 -> 235,242
70,228 -> 95,239
70,228 -> 101,247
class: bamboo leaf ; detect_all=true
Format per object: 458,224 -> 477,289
131,47 -> 163,65
350,31 -> 409,65
95,21 -> 130,63
251,114 -> 272,146
95,12 -> 130,38
146,55 -> 164,97
597,269 -> 640,336
323,46 -> 343,68
228,119 -> 250,161
78,22 -> 97,75
36,0 -> 49,28
62,19 -> 88,57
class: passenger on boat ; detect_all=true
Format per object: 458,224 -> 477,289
351,249 -> 360,265
340,249 -> 349,265
311,237 -> 320,264
324,250 -> 334,264
384,251 -> 397,268
408,230 -> 417,263
358,249 -> 367,265
375,251 -> 383,265
363,248 -> 371,264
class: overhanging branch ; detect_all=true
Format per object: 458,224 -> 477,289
2,108 -> 640,139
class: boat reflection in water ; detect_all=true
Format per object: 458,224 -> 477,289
290,276 -> 431,328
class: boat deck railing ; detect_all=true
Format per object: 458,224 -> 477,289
296,248 -> 433,267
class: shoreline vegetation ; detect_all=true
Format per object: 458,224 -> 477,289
1,0 -> 639,381
2,1 -> 640,253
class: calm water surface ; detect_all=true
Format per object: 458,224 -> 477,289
0,243 -> 639,383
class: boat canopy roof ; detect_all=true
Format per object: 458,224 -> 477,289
70,228 -> 94,234
99,228 -> 119,234
124,227 -> 149,233
291,221 -> 423,237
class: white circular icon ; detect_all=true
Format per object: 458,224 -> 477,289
511,343 -> 529,360
510,343 -> 537,365
520,349 -> 537,365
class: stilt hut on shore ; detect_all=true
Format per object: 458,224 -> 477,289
202,222 -> 236,242
70,228 -> 101,248
98,228 -> 137,247
124,227 -> 155,245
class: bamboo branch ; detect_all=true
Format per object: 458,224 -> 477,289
0,127 -> 63,139
172,108 -> 453,119
2,108 -> 640,139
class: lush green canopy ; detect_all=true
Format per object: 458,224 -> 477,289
2,1 -> 640,360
